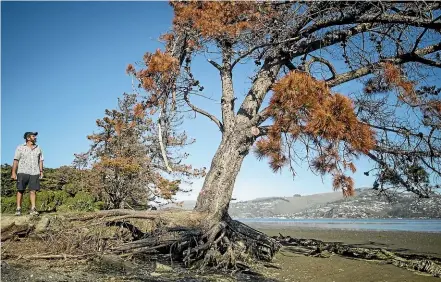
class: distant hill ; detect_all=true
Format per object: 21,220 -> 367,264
228,192 -> 344,218
164,188 -> 441,219
288,189 -> 441,219
163,191 -> 345,216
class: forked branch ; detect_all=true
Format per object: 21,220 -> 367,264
184,91 -> 223,131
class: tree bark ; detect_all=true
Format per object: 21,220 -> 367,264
194,128 -> 254,222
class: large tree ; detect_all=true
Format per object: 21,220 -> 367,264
118,1 -> 440,268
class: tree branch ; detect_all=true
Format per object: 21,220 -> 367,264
298,3 -> 375,35
410,56 -> 441,68
231,37 -> 301,68
305,56 -> 337,80
184,92 -> 223,131
237,56 -> 283,124
302,6 -> 441,36
250,106 -> 270,126
327,42 -> 441,87
366,152 -> 430,198
356,13 -> 441,30
411,14 -> 441,53
374,146 -> 441,158
257,125 -> 271,138
208,59 -> 222,71
291,23 -> 375,57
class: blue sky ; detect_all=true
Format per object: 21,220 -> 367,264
1,2 -> 377,201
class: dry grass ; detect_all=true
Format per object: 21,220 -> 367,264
2,209 -> 206,260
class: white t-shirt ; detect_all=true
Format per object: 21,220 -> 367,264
14,144 -> 44,175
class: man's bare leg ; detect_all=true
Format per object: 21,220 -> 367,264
16,191 -> 23,209
30,191 -> 36,209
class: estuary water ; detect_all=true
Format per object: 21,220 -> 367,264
236,218 -> 441,232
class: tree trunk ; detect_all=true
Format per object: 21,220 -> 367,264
194,128 -> 253,222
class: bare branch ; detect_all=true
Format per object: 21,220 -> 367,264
250,106 -> 270,127
410,56 -> 441,68
208,59 -> 222,71
303,5 -> 441,36
356,13 -> 441,30
367,152 -> 430,198
374,147 -> 441,158
411,14 -> 441,53
184,92 -> 223,131
232,37 -> 301,68
305,56 -> 337,80
237,56 -> 283,124
291,23 -> 375,58
298,3 -> 375,35
327,42 -> 441,87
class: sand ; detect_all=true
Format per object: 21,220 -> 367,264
258,226 -> 441,257
257,226 -> 441,282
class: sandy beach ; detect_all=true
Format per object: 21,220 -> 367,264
258,226 -> 441,257
257,226 -> 441,282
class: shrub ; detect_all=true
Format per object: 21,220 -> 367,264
57,191 -> 102,212
36,190 -> 70,212
1,190 -> 101,214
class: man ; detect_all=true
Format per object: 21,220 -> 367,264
11,132 -> 44,216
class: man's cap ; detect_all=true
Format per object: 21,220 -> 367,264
23,132 -> 38,139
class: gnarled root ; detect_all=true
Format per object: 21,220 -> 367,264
2,210 -> 280,272
275,234 -> 441,277
112,217 -> 281,271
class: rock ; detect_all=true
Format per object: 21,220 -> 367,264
155,262 -> 173,273
98,254 -> 135,273
318,250 -> 331,258
150,272 -> 162,277
35,216 -> 50,233
1,261 -> 10,274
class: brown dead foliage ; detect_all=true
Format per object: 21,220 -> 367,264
255,71 -> 376,196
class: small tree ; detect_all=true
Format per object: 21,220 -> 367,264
86,93 -> 204,209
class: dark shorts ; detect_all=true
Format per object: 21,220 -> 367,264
16,173 -> 40,192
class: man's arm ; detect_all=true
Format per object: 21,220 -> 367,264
11,160 -> 19,180
39,160 -> 44,179
11,147 -> 20,180
39,149 -> 44,179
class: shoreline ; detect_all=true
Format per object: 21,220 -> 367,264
256,226 -> 441,258
237,218 -> 441,233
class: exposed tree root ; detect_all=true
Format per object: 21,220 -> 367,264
12,210 -> 279,271
274,234 -> 441,277
105,221 -> 145,240
112,216 -> 281,271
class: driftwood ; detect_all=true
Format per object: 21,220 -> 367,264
274,234 -> 441,277
21,254 -> 91,260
